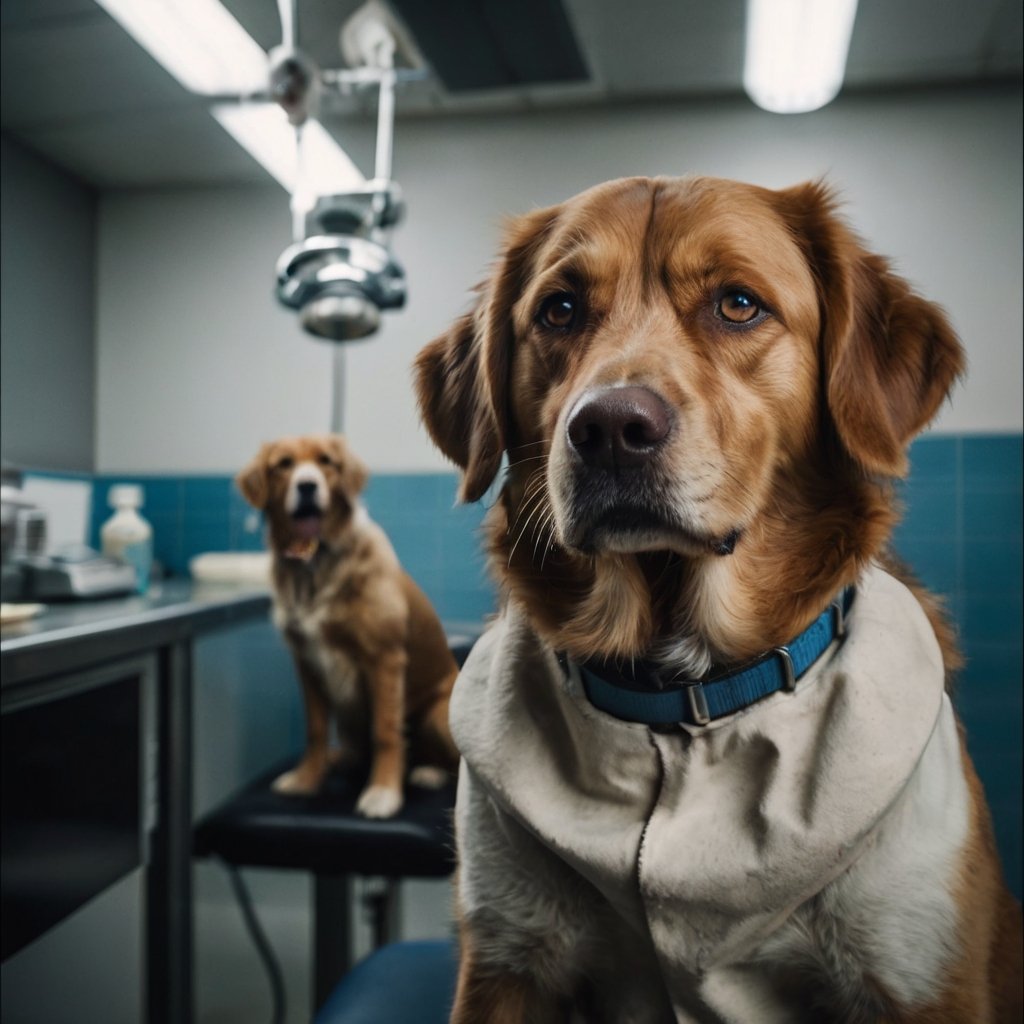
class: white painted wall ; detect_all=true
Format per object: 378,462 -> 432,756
95,85 -> 1022,474
1,134 -> 97,472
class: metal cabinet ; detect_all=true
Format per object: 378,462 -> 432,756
1,655 -> 156,1023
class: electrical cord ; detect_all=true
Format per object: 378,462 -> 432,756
224,862 -> 287,1024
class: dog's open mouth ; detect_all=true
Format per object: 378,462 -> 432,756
291,511 -> 322,538
286,509 -> 323,559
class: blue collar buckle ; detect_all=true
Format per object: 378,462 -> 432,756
578,586 -> 856,728
685,681 -> 711,726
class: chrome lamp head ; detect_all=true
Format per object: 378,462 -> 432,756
275,184 -> 406,342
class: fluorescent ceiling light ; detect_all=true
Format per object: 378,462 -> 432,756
213,104 -> 365,195
96,1 -> 367,195
95,0 -> 268,94
744,0 -> 859,114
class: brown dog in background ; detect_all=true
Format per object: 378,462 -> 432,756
237,433 -> 459,818
416,177 -> 1022,1021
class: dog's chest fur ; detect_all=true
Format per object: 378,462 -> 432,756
272,552 -> 362,706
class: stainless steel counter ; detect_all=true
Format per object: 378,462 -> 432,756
1,580 -> 272,692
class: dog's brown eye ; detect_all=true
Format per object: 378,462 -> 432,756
317,453 -> 333,467
717,290 -> 761,324
275,456 -> 294,471
539,293 -> 577,329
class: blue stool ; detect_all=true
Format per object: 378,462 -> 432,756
315,938 -> 458,1024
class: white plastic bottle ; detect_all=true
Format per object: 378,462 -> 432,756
101,484 -> 153,594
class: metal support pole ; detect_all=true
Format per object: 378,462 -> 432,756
330,345 -> 345,435
276,0 -> 296,51
374,65 -> 396,184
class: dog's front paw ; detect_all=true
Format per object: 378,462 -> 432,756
409,765 -> 449,790
356,784 -> 403,819
272,766 -> 323,796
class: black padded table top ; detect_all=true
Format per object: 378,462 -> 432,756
193,761 -> 457,878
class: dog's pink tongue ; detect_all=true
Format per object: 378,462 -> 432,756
292,516 -> 321,541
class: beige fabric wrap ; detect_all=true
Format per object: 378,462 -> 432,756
451,565 -> 949,1021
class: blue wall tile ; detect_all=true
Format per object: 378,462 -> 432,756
894,482 -> 959,540
182,476 -> 233,517
182,519 -> 232,564
888,536 -> 958,593
963,539 -> 1023,596
963,487 -> 1023,541
962,640 -> 1024,687
895,433 -> 1023,898
962,593 -> 1024,648
438,587 -> 497,622
963,434 -> 1024,488
228,479 -> 251,515
143,511 -> 184,577
229,510 -> 265,552
904,435 -> 959,484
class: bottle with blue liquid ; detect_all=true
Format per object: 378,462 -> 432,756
100,484 -> 153,594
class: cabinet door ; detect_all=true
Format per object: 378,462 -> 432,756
1,656 -> 155,1024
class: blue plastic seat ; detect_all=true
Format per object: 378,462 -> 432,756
314,938 -> 458,1024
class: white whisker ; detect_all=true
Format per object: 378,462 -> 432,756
508,485 -> 551,566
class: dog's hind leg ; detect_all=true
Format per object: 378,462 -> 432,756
415,677 -> 460,772
405,672 -> 460,787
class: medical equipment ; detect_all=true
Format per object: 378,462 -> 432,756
270,1 -> 422,343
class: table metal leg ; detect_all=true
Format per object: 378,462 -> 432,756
148,642 -> 193,1024
313,874 -> 354,1009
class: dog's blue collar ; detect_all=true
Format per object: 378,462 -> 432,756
576,587 -> 855,727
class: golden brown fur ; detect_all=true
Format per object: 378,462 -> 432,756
414,176 -> 1021,1018
418,177 -> 965,672
450,912 -> 569,1024
237,434 -> 458,818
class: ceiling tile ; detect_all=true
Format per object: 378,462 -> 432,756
18,106 -> 269,188
1,14 -> 192,129
846,0 -> 1006,82
571,0 -> 746,94
0,0 -> 1019,188
0,0 -> 100,29
985,0 -> 1024,68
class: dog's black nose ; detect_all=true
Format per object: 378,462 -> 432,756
297,481 -> 318,499
567,386 -> 673,470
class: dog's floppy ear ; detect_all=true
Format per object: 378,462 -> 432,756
236,444 -> 272,509
324,434 -> 369,496
778,182 -> 965,476
415,205 -> 560,502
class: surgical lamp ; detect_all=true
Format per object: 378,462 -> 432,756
270,0 -> 420,342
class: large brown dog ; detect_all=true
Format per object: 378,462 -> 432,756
237,434 -> 458,818
416,177 -> 1022,1021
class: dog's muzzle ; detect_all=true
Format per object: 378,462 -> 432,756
559,385 -> 675,551
556,386 -> 741,556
